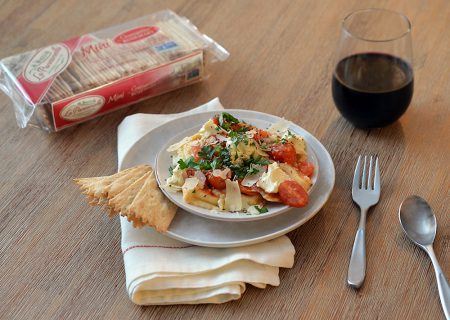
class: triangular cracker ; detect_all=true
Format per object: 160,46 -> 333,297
74,164 -> 177,232
106,165 -> 151,200
129,171 -> 177,232
74,165 -> 150,205
108,171 -> 151,215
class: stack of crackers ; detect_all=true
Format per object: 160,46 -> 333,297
74,164 -> 177,232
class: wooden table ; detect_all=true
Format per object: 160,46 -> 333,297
0,1 -> 448,319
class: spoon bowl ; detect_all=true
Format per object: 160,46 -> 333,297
399,195 -> 437,247
399,195 -> 450,320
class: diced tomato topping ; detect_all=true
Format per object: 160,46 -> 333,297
185,168 -> 196,177
297,161 -> 314,177
254,129 -> 270,141
191,145 -> 202,161
205,171 -> 227,190
278,180 -> 308,207
270,143 -> 297,165
212,117 -> 219,126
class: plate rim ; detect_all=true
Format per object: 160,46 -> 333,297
120,109 -> 335,247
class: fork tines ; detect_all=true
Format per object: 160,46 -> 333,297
353,155 -> 380,191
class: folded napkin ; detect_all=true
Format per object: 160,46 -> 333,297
117,98 -> 295,305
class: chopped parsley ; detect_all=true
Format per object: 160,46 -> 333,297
219,112 -> 239,127
175,113 -> 275,180
229,130 -> 248,146
229,156 -> 271,178
178,157 -> 212,171
255,206 -> 269,214
198,145 -> 215,160
210,158 -> 222,170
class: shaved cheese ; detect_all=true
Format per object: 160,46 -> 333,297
267,118 -> 292,134
182,177 -> 199,191
241,164 -> 265,187
194,171 -> 206,188
224,179 -> 242,211
212,168 -> 231,179
216,134 -> 228,142
256,162 -> 290,193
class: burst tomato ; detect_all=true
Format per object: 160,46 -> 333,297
297,161 -> 314,177
278,180 -> 308,207
270,143 -> 297,165
205,172 -> 227,190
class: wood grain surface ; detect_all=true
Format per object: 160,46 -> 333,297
0,0 -> 449,319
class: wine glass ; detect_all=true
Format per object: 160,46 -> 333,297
332,8 -> 414,128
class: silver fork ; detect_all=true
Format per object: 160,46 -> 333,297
347,155 -> 381,288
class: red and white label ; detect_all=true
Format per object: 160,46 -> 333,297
113,26 -> 159,44
23,44 -> 71,83
60,95 -> 105,121
17,37 -> 81,104
51,50 -> 203,131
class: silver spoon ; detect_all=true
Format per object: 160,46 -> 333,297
399,195 -> 450,320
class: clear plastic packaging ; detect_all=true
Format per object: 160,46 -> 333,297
0,10 -> 229,132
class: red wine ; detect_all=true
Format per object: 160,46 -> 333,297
332,53 -> 413,128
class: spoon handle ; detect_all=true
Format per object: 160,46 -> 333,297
426,246 -> 450,320
347,207 -> 367,288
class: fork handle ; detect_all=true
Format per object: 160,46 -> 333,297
347,208 -> 367,288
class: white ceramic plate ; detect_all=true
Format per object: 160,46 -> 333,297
155,117 -> 319,222
121,110 -> 335,247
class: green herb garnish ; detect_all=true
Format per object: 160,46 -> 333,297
198,145 -> 215,160
255,206 -> 269,214
219,112 -> 239,126
178,157 -> 212,171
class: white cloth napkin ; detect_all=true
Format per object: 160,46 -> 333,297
117,98 -> 295,305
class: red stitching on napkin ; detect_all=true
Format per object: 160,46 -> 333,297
122,244 -> 194,255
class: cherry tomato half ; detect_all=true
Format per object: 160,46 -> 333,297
297,161 -> 314,177
278,180 -> 308,207
270,143 -> 297,165
205,172 -> 227,190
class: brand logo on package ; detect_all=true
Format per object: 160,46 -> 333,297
24,44 -> 71,83
17,37 -> 80,104
60,95 -> 105,121
113,26 -> 159,44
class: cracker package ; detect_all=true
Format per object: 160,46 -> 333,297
0,10 -> 229,132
